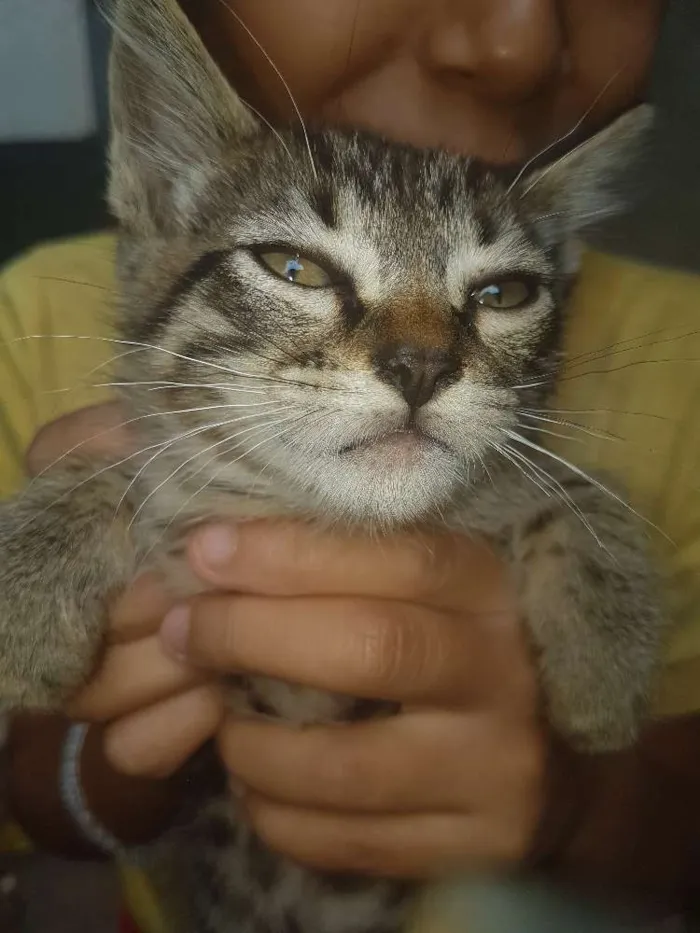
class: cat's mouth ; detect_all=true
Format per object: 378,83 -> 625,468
338,428 -> 448,457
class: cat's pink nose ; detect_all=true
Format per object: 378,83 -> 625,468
374,344 -> 460,409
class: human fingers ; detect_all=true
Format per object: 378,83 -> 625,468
187,521 -> 513,615
66,634 -> 207,722
104,684 -> 225,779
162,594 -> 530,707
218,710 -> 542,814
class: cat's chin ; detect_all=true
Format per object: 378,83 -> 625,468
297,435 -> 463,527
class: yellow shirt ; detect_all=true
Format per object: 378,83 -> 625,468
2,233 -> 700,931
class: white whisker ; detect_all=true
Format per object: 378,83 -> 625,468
510,67 -> 625,197
502,429 -> 673,545
128,408 -> 296,529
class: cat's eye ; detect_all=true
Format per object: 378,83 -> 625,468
471,279 -> 537,310
257,250 -> 332,288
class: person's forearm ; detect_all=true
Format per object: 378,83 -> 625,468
554,716 -> 700,907
7,713 -> 183,858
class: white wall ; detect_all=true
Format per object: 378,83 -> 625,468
0,0 -> 96,143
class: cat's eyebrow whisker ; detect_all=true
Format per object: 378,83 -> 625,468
510,65 -> 625,198
128,407 -> 297,529
502,428 -> 674,546
238,95 -> 294,164
506,65 -> 625,198
215,0 -> 318,183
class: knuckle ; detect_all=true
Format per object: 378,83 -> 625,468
355,602 -> 449,698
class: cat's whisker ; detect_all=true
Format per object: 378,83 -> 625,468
562,327 -> 700,371
558,357 -> 700,384
531,207 -> 612,225
34,276 -> 118,296
116,407 -> 290,521
492,439 -> 605,550
502,429 -> 674,545
24,402 -> 276,491
10,334 -> 331,388
516,410 -> 623,442
45,381 -> 269,397
135,410 -> 324,563
128,408 -> 297,530
519,406 -> 671,422
515,423 -> 587,446
14,436 -> 177,536
81,346 -> 151,381
215,0 -> 318,182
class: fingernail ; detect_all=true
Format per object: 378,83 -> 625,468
196,523 -> 238,569
160,605 -> 191,658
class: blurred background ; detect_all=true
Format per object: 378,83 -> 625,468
0,0 -> 699,272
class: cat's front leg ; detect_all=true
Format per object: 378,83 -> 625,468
0,459 -> 139,710
509,473 -> 664,752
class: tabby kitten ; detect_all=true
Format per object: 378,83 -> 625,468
0,1 -> 660,931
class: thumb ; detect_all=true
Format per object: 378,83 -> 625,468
26,401 -> 134,477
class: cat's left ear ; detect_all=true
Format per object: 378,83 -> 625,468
107,0 -> 261,233
516,104 -> 653,238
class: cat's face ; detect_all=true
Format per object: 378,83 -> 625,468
122,132 -> 570,524
109,0 -> 651,526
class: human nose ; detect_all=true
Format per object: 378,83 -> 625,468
421,0 -> 565,104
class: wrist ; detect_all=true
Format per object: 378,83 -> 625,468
71,720 -> 185,849
8,714 -> 183,857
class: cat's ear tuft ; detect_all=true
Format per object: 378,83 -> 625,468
107,0 -> 260,232
517,104 -> 653,236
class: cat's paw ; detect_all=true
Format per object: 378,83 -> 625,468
513,502 -> 661,754
545,678 -> 645,753
0,572 -> 106,712
0,493 -> 117,711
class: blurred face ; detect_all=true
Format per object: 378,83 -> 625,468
185,0 -> 665,163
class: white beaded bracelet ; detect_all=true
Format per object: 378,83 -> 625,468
59,722 -> 134,859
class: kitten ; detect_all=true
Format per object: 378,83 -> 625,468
0,1 -> 661,931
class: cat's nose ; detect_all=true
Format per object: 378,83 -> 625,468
374,344 -> 459,409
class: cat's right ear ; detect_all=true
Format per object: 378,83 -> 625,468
107,0 -> 260,233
